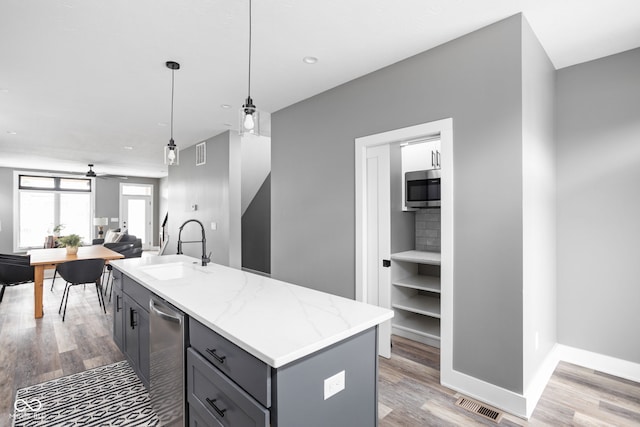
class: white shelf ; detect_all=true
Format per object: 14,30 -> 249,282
392,294 -> 440,318
390,250 -> 442,346
393,275 -> 441,293
391,250 -> 441,265
392,312 -> 440,340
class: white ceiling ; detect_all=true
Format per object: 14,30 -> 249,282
1,0 -> 639,178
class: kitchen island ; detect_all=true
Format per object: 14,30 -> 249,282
110,254 -> 393,427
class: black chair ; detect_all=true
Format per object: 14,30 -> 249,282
57,258 -> 106,321
51,234 -> 140,291
0,254 -> 34,304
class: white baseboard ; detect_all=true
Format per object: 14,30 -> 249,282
442,344 -> 640,420
441,369 -> 528,419
556,344 -> 640,383
522,345 -> 561,418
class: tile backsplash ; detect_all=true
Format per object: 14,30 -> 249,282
415,208 -> 441,252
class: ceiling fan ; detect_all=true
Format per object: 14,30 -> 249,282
81,164 -> 128,180
85,163 -> 97,177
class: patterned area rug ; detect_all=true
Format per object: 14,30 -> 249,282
12,360 -> 159,426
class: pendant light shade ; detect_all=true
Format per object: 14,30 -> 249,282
165,60 -> 180,165
239,0 -> 260,136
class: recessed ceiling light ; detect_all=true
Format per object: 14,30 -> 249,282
221,104 -> 231,109
6,131 -> 17,135
157,122 -> 168,127
303,56 -> 318,64
123,146 -> 133,150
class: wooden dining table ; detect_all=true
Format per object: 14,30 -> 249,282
28,245 -> 125,318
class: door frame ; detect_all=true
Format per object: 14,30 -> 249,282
119,183 -> 154,249
355,118 -> 453,376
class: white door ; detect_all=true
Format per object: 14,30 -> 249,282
366,144 -> 391,358
120,184 -> 153,249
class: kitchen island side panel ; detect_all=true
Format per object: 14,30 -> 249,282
272,327 -> 378,427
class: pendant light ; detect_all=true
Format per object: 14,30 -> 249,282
239,0 -> 260,136
164,60 -> 180,165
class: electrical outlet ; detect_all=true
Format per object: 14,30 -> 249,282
323,370 -> 345,400
211,222 -> 217,230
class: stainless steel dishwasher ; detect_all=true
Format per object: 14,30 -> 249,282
149,296 -> 186,426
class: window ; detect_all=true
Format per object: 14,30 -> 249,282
121,184 -> 152,196
15,173 -> 95,250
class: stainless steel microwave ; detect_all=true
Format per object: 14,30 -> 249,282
405,169 -> 441,208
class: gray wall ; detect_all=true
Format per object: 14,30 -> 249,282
167,131 -> 241,266
94,176 -> 161,245
241,174 -> 271,273
556,47 -> 640,363
272,15 -> 526,393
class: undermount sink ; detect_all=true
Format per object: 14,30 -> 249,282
139,262 -> 199,281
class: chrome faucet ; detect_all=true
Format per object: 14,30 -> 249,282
176,219 -> 211,266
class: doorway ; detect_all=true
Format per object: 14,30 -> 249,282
355,118 -> 453,375
120,183 -> 153,249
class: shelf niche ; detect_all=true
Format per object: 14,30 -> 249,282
391,250 -> 441,347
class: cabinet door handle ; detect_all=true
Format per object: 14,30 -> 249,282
130,308 -> 137,329
437,150 -> 441,167
206,398 -> 227,418
116,295 -> 121,312
431,150 -> 435,167
206,348 -> 226,364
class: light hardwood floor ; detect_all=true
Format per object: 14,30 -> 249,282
379,337 -> 640,426
1,281 -> 639,426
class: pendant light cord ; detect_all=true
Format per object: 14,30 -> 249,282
170,68 -> 175,140
247,0 -> 252,98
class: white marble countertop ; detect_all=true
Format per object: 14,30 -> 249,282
110,255 -> 393,368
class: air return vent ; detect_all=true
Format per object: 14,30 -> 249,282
196,142 -> 206,166
455,396 -> 503,423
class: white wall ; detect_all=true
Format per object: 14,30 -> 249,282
521,17 -> 557,397
556,47 -> 640,363
241,134 -> 271,215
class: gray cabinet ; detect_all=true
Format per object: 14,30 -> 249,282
124,294 -> 150,387
187,348 -> 270,427
188,318 -> 379,427
190,318 -> 271,408
112,271 -> 151,389
188,318 -> 270,426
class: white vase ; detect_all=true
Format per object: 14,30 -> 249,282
66,246 -> 78,255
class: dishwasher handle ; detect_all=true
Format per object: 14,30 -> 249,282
149,299 -> 183,324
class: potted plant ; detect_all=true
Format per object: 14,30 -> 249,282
53,224 -> 65,237
58,234 -> 82,255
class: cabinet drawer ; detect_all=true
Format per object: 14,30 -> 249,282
190,404 -> 222,427
123,275 -> 151,310
190,318 -> 271,408
187,348 -> 269,427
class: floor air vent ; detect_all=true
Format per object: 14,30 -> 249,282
455,396 -> 504,423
